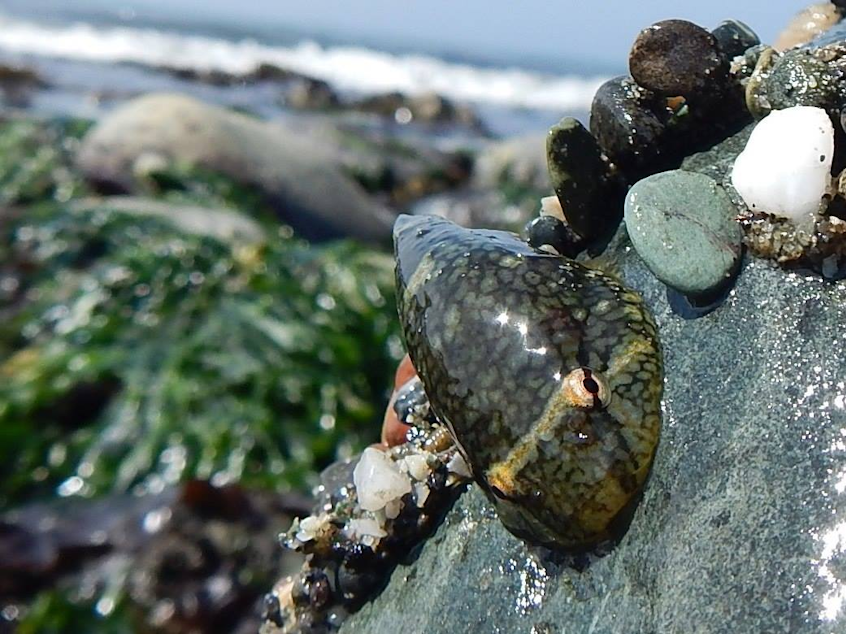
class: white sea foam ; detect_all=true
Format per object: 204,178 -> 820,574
0,13 -> 606,111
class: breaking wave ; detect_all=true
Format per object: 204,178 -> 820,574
0,13 -> 606,111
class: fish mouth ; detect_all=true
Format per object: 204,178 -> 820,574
392,213 -> 431,239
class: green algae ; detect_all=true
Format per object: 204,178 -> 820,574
0,117 -> 401,507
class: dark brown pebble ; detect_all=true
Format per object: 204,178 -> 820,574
629,19 -> 727,98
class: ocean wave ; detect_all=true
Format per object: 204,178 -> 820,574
0,13 -> 606,111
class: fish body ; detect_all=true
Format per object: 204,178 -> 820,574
394,214 -> 662,551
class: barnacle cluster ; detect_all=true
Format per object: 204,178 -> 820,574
262,378 -> 471,634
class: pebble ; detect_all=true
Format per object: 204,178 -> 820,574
712,20 -> 760,60
352,447 -> 412,512
762,49 -> 838,112
624,170 -> 742,297
546,117 -> 623,242
732,105 -> 833,227
589,76 -> 668,182
539,195 -> 565,221
524,215 -> 582,257
380,355 -> 417,448
629,19 -> 728,98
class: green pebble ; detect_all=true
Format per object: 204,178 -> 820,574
546,117 -> 621,242
624,170 -> 742,297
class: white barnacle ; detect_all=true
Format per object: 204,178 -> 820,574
732,105 -> 833,229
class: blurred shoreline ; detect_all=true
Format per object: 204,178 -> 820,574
0,5 -> 604,137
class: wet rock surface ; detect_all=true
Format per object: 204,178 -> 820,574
341,248 -> 846,634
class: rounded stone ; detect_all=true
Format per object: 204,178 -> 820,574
624,170 -> 742,297
629,19 -> 728,98
524,215 -> 582,257
589,76 -> 667,181
76,93 -> 395,243
764,49 -> 838,112
546,116 -> 623,242
712,19 -> 760,60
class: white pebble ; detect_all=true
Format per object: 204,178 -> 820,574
345,517 -> 387,539
384,499 -> 403,519
295,514 -> 328,543
446,452 -> 472,479
402,453 -> 432,481
731,105 -> 833,227
353,447 -> 412,512
414,482 -> 431,507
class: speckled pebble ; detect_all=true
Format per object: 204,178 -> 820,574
624,170 -> 742,297
629,19 -> 728,98
589,76 -> 667,181
763,49 -> 838,112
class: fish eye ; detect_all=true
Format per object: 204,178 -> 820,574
561,367 -> 611,410
582,376 -> 600,394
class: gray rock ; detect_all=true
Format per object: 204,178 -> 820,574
624,170 -> 742,297
342,245 -> 846,634
76,93 -> 396,243
764,49 -> 839,112
70,196 -> 266,244
473,134 -> 548,194
284,78 -> 340,110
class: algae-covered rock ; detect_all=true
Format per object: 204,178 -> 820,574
0,116 -> 402,508
0,204 -> 400,505
341,247 -> 846,634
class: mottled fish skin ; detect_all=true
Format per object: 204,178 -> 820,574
393,214 -> 663,551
